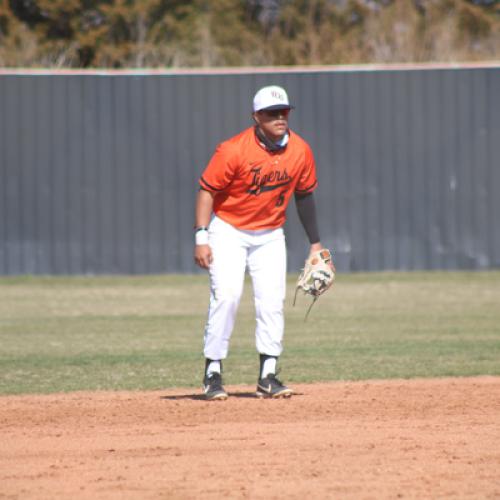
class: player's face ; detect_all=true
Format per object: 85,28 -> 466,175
254,109 -> 290,141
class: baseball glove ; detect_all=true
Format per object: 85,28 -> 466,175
293,248 -> 335,320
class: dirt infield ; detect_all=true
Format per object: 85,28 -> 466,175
1,377 -> 499,499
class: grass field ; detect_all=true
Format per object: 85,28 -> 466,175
0,271 -> 499,395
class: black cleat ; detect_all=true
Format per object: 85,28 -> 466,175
256,373 -> 293,399
203,372 -> 228,401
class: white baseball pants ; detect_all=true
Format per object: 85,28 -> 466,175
203,216 -> 287,360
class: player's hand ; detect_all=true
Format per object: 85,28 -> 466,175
194,244 -> 213,269
308,242 -> 323,258
308,243 -> 335,272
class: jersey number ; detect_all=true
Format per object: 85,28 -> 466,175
276,190 -> 287,207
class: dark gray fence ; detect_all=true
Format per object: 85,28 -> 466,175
1,65 -> 499,275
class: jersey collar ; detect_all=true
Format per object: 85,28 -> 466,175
254,126 -> 290,153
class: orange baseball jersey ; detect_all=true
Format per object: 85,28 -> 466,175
199,127 -> 318,230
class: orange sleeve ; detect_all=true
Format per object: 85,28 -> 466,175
294,144 -> 318,194
199,142 -> 238,192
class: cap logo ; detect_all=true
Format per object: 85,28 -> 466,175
253,85 -> 291,112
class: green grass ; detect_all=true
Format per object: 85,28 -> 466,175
0,271 -> 499,395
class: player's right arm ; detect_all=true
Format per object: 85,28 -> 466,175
194,188 -> 215,269
195,140 -> 237,268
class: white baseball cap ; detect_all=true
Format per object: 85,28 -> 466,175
253,85 -> 293,112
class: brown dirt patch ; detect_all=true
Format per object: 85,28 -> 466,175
1,377 -> 499,499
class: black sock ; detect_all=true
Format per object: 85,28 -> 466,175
205,358 -> 222,375
259,354 -> 277,378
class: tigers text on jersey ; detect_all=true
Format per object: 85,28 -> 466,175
199,127 -> 318,230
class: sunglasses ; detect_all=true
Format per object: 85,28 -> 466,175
260,109 -> 290,118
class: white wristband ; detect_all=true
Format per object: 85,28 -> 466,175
195,229 -> 209,246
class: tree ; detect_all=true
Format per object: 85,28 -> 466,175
0,0 -> 499,68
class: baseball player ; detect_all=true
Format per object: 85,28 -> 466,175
194,85 -> 325,400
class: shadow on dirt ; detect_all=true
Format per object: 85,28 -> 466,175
160,391 -> 259,401
160,391 -> 302,401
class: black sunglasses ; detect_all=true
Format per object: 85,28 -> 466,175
260,109 -> 290,118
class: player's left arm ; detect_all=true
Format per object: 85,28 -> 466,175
295,192 -> 323,257
294,144 -> 324,258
